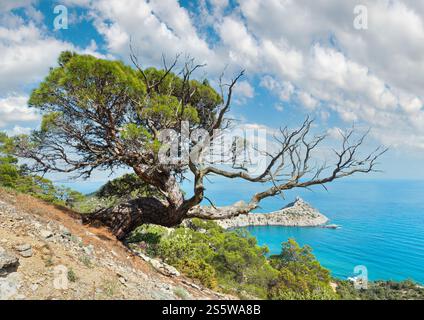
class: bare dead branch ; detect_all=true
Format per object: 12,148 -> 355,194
185,118 -> 388,221
210,70 -> 245,135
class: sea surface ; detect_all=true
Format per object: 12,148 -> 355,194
200,178 -> 424,283
65,178 -> 424,283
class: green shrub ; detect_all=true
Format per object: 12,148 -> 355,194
268,239 -> 338,300
127,219 -> 278,298
0,132 -> 85,207
336,279 -> 424,300
173,287 -> 190,300
67,268 -> 77,282
127,224 -> 170,256
176,257 -> 218,289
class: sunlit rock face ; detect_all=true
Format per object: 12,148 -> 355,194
216,197 -> 329,229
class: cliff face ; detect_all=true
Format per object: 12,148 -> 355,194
216,197 -> 329,229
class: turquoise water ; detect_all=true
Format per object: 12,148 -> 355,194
201,179 -> 424,283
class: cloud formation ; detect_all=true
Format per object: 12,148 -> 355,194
82,0 -> 424,149
0,0 -> 423,151
0,2 -> 104,129
0,95 -> 39,127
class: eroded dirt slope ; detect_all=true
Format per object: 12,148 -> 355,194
0,189 -> 232,300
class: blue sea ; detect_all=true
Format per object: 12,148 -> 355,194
200,178 -> 424,284
66,178 -> 424,284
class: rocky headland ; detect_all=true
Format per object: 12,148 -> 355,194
216,197 -> 329,229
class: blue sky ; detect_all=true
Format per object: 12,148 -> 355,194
1,0 -> 424,185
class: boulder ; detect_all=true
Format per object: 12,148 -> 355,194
40,230 -> 53,239
14,244 -> 33,258
132,249 -> 180,277
0,247 -> 19,275
149,259 -> 180,277
0,272 -> 22,300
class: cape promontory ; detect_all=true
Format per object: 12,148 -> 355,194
216,197 -> 329,229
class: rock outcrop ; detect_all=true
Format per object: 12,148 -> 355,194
0,247 -> 19,275
216,197 -> 329,229
0,246 -> 21,300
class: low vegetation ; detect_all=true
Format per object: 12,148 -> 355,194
268,239 -> 338,300
126,219 -> 336,299
336,279 -> 424,300
0,132 -> 84,207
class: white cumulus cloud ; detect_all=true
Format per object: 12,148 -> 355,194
0,95 -> 39,128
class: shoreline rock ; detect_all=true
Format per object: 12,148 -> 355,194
216,197 -> 329,229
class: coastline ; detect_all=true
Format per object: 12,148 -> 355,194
216,197 -> 329,229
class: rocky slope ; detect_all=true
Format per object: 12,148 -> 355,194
216,197 -> 329,229
0,189 -> 232,300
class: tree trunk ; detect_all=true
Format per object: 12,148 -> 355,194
85,166 -> 189,239
84,197 -> 186,240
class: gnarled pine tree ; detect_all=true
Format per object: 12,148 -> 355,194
15,51 -> 386,239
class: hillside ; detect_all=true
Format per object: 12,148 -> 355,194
0,189 -> 232,300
